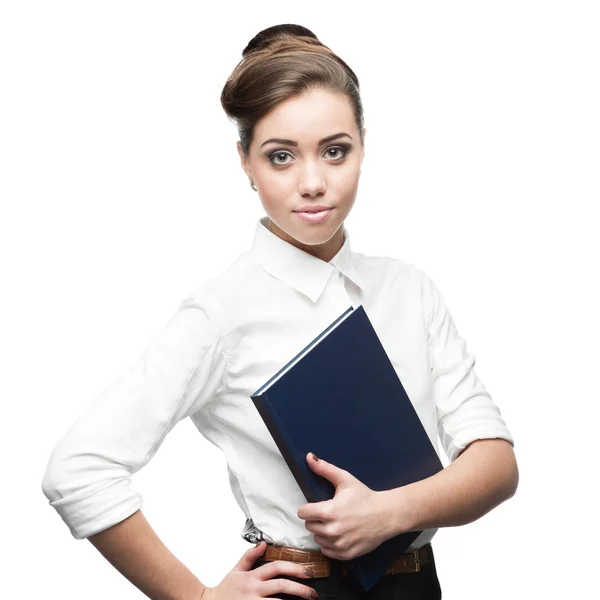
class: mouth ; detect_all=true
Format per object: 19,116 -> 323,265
293,207 -> 334,223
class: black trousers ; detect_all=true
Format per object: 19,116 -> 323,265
251,544 -> 442,599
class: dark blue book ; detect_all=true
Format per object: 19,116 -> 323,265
250,304 -> 444,592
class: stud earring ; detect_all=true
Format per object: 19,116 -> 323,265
249,180 -> 257,191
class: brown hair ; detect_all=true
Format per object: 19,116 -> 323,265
220,24 -> 364,156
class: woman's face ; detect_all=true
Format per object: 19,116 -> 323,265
237,87 -> 366,262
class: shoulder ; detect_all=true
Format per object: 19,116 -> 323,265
180,251 -> 259,328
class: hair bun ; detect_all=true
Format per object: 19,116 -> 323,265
242,23 -> 321,57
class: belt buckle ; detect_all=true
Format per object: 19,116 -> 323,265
412,549 -> 420,572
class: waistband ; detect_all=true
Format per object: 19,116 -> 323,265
255,542 -> 432,578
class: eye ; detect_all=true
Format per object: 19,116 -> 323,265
267,144 -> 351,167
324,146 -> 349,160
269,151 -> 293,166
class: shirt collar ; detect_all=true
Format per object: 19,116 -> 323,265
250,216 -> 365,303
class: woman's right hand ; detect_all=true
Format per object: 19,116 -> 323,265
201,540 -> 318,599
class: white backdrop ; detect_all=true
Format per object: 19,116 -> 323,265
2,1 -> 598,598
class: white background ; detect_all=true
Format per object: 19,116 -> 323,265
2,1 -> 598,598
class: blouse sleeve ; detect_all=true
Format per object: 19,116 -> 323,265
419,268 -> 514,462
41,289 -> 229,539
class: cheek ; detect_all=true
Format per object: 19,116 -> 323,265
333,167 -> 360,195
257,183 -> 291,215
333,155 -> 361,183
257,171 -> 294,208
256,167 -> 288,191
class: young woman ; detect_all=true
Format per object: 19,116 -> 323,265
42,23 -> 518,600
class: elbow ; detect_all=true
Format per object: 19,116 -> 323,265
41,454 -> 61,502
507,457 -> 519,499
41,444 -> 95,502
490,438 -> 519,501
41,452 -> 70,502
41,434 -> 80,502
500,442 -> 519,500
41,452 -> 143,540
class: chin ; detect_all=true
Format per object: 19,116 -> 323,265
269,211 -> 340,243
292,222 -> 341,245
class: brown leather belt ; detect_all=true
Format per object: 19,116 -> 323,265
255,543 -> 431,578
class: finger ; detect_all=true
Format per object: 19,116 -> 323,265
252,559 -> 312,581
261,577 -> 318,600
237,541 -> 266,570
312,531 -> 337,547
303,520 -> 328,535
298,504 -> 329,523
316,542 -> 337,558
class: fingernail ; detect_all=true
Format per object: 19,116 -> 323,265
312,453 -> 319,462
305,567 -> 315,577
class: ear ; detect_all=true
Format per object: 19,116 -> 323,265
237,141 -> 252,179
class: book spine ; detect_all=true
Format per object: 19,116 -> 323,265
251,306 -> 354,397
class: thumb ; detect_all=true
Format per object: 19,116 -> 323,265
237,541 -> 266,571
307,452 -> 346,487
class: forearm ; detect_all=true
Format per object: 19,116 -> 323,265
380,439 -> 519,536
87,509 -> 207,600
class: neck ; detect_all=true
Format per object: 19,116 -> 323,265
264,217 -> 345,263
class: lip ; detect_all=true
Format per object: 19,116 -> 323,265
294,205 -> 332,213
294,207 -> 334,223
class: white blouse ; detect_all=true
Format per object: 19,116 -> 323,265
42,216 -> 514,551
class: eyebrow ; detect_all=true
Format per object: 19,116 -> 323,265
260,132 -> 352,149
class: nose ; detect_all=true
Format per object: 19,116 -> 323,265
298,160 -> 326,197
